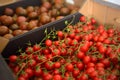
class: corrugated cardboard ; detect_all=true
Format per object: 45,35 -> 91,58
0,0 -> 17,6
79,0 -> 120,28
0,37 -> 9,53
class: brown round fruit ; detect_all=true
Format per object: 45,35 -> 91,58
27,20 -> 38,30
40,12 -> 48,16
42,1 -> 51,9
16,7 -> 27,16
51,17 -> 56,22
38,6 -> 48,14
19,22 -> 28,30
0,15 -> 13,25
22,30 -> 28,34
28,12 -> 38,19
54,0 -> 64,4
0,26 -> 9,36
0,15 -> 7,21
60,7 -> 70,16
4,8 -> 14,16
3,34 -> 14,39
39,14 -> 51,24
34,6 -> 39,12
51,9 -> 59,17
12,29 -> 22,36
32,26 -> 38,30
26,6 -> 34,13
54,3 -> 63,10
16,16 -> 27,24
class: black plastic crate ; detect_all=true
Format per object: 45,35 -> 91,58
1,12 -> 82,57
0,0 -> 41,15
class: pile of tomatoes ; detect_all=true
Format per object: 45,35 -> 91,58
8,16 -> 120,80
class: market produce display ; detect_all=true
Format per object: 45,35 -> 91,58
0,0 -> 79,39
8,16 -> 120,80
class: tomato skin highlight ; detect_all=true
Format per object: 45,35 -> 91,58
83,56 -> 91,64
44,61 -> 54,70
45,39 -> 52,46
57,31 -> 64,38
79,73 -> 88,80
80,16 -> 86,22
72,69 -> 80,77
53,62 -> 61,68
43,73 -> 53,80
91,18 -> 96,25
18,76 -> 26,80
34,67 -> 43,77
33,44 -> 40,51
53,74 -> 62,80
25,68 -> 33,78
9,55 -> 17,62
77,51 -> 85,60
76,62 -> 84,70
66,63 -> 74,72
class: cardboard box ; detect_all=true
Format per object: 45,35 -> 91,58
79,0 -> 120,28
0,0 -> 17,6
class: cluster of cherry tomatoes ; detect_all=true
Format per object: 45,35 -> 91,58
8,16 -> 120,80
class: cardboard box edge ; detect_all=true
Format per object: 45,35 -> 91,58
79,0 -> 120,27
0,37 -> 9,53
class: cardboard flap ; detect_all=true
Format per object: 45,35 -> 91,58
79,0 -> 93,17
0,0 -> 17,6
0,37 -> 9,53
79,0 -> 120,28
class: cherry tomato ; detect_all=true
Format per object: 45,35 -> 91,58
53,62 -> 61,68
45,39 -> 52,46
9,55 -> 17,62
53,74 -> 62,80
80,16 -> 86,22
65,63 -> 74,72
